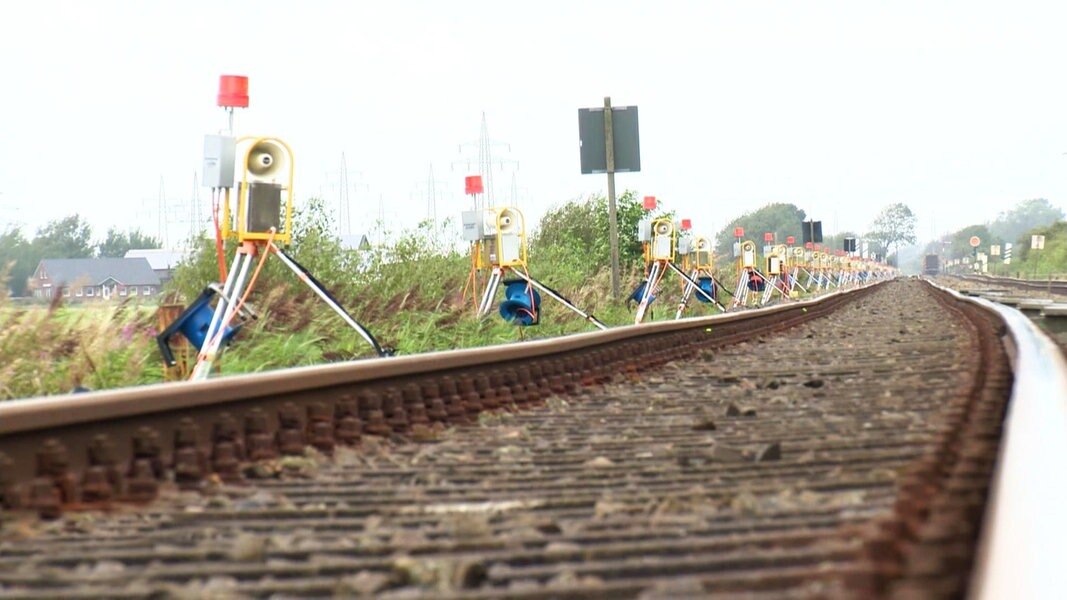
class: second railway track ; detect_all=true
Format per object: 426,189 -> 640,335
0,280 -> 1022,597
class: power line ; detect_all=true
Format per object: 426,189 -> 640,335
453,112 -> 518,210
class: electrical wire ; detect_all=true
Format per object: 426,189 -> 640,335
197,229 -> 275,363
210,188 -> 227,282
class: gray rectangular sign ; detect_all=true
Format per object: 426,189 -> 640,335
578,106 -> 641,174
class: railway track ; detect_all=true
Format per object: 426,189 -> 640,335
951,273 -> 1067,296
939,274 -> 1067,350
0,279 -> 1061,598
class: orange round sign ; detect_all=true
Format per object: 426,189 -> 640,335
969,236 -> 981,248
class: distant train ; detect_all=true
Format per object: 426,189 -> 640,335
923,254 -> 940,276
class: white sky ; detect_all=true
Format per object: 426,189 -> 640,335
1,0 -> 1065,247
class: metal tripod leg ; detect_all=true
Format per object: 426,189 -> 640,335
270,243 -> 387,356
733,269 -> 750,308
510,270 -> 607,331
667,262 -> 725,316
761,275 -> 778,305
635,261 -> 663,324
478,267 -> 503,317
791,268 -> 809,294
190,248 -> 254,381
674,269 -> 698,319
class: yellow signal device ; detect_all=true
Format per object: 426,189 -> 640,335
767,244 -> 786,275
232,137 -> 295,245
767,254 -> 782,275
490,206 -> 527,267
693,236 -> 713,270
740,240 -> 757,269
650,218 -> 676,261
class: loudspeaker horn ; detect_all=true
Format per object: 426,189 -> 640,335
243,139 -> 290,182
497,207 -> 522,235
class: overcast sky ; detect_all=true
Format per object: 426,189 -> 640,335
1,0 -> 1065,248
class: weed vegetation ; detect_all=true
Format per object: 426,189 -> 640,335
0,272 -> 159,398
1,193 -> 715,399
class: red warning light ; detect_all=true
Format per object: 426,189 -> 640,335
786,236 -> 795,245
763,232 -> 774,242
642,196 -> 657,210
805,242 -> 814,250
680,218 -> 692,230
734,227 -> 745,238
217,75 -> 249,108
465,175 -> 484,195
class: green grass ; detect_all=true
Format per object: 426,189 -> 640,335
0,250 -> 715,400
0,301 -> 158,399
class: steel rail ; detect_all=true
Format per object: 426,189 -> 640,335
925,281 -> 1067,600
0,281 -> 884,515
951,273 -> 1067,295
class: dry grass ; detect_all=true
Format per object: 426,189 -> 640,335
0,294 -> 158,399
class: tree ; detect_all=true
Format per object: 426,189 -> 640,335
0,226 -> 35,296
713,203 -> 807,258
945,224 -> 996,261
97,228 -> 161,257
33,215 -> 94,259
531,190 -> 650,276
988,198 -> 1065,245
868,203 -> 917,262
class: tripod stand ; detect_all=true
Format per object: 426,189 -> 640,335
477,265 -> 607,330
190,235 -> 387,381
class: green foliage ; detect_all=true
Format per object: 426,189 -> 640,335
220,327 -> 327,374
713,203 -> 807,258
0,226 -> 35,296
34,215 -> 95,259
989,199 -> 1064,245
97,228 -> 161,257
166,232 -> 227,302
868,203 -> 917,261
944,224 -> 997,260
0,296 -> 158,400
530,190 -> 648,279
1011,221 -> 1067,276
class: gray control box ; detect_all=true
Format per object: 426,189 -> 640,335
637,219 -> 652,242
203,135 -> 236,188
461,210 -> 485,242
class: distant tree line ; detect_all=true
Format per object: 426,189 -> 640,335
921,199 -> 1066,275
924,199 -> 1064,260
0,215 -> 160,296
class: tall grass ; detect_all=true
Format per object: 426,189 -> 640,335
0,287 -> 158,399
